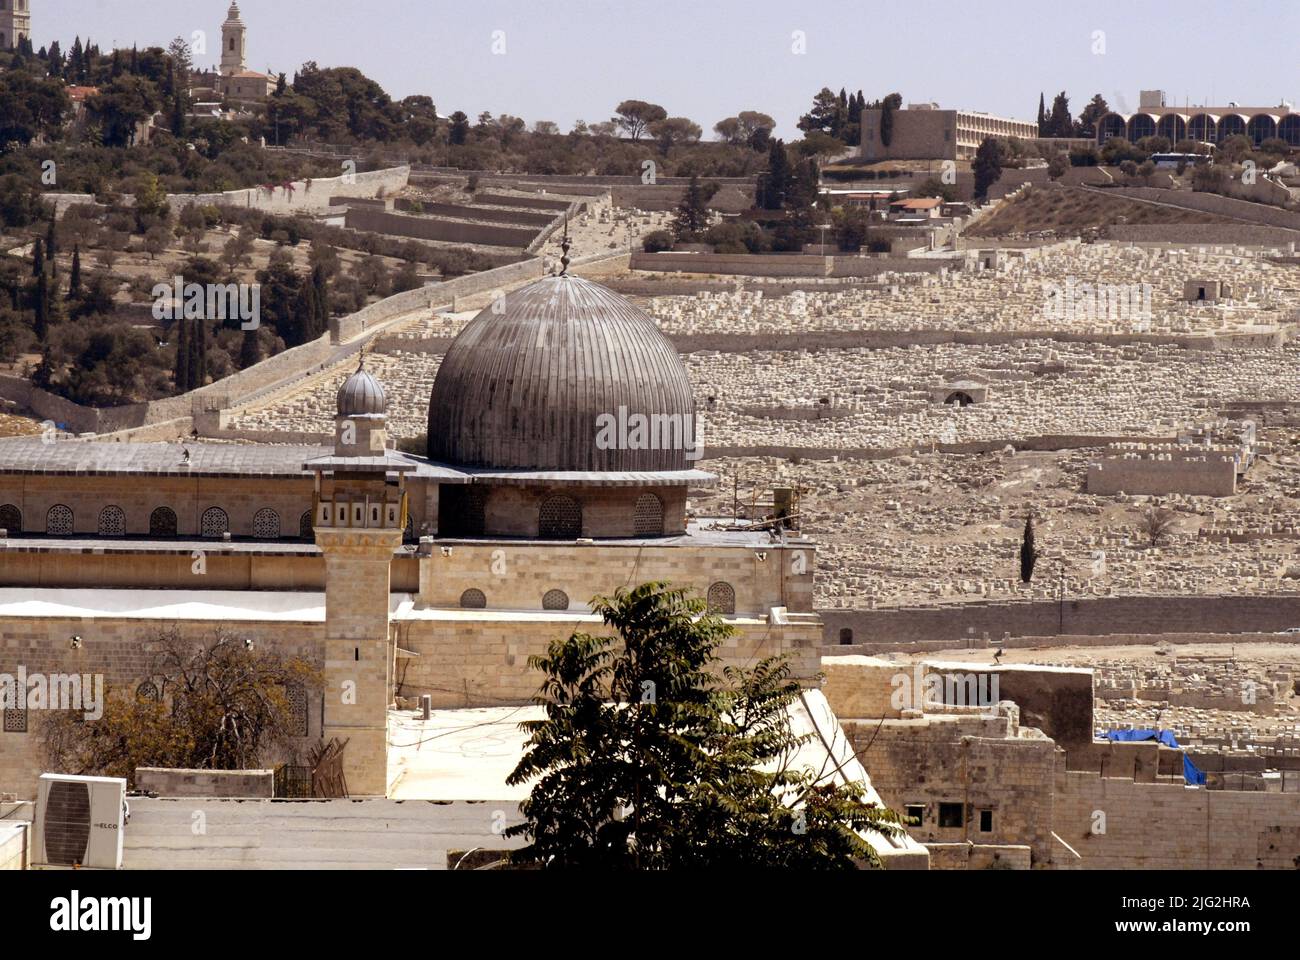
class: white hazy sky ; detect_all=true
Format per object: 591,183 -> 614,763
37,1 -> 1300,138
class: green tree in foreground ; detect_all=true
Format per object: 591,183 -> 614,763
505,581 -> 906,869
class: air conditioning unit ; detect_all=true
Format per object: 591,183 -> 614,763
32,774 -> 127,870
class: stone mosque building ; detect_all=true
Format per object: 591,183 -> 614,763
0,271 -> 823,797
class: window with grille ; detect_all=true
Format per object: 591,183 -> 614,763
538,496 -> 581,539
98,505 -> 125,536
633,494 -> 664,536
3,706 -> 27,733
542,589 -> 569,611
46,504 -> 73,536
253,508 -> 280,539
149,507 -> 177,537
0,503 -> 21,533
459,589 -> 486,609
706,581 -> 735,616
201,507 -> 229,537
299,511 -> 313,540
286,683 -> 309,737
135,681 -> 160,702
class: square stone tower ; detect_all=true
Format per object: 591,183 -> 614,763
0,0 -> 32,51
219,1 -> 246,76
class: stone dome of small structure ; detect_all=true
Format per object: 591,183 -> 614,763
427,274 -> 696,471
337,361 -> 387,418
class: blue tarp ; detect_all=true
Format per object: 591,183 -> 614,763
1102,729 -> 1207,786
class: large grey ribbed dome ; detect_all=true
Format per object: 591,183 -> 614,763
427,275 -> 696,471
337,363 -> 386,418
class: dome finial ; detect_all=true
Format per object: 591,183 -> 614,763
559,215 -> 571,277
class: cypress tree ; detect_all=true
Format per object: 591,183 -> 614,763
1020,515 -> 1038,584
294,279 -> 319,346
239,328 -> 261,369
32,238 -> 44,277
311,264 -> 329,338
174,317 -> 190,393
46,217 -> 57,263
68,246 -> 81,300
193,319 -> 207,389
33,274 -> 49,342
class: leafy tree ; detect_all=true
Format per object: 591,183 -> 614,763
86,74 -> 161,147
649,116 -> 702,156
40,630 -> 320,787
1020,515 -> 1038,583
613,99 -> 667,141
1047,92 -> 1072,139
1075,94 -> 1110,139
641,229 -> 674,253
447,110 -> 470,145
505,581 -> 907,869
670,175 -> 719,239
1140,505 -> 1179,547
798,88 -> 844,139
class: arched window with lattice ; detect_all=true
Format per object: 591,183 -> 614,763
201,507 -> 229,538
149,507 -> 177,537
136,681 -> 160,702
706,581 -> 736,616
404,516 -> 416,544
300,511 -> 313,540
46,504 -> 73,536
253,508 -> 280,539
98,505 -> 125,536
0,504 -> 21,534
542,589 -> 570,611
459,589 -> 487,609
538,495 -> 582,539
633,493 -> 664,536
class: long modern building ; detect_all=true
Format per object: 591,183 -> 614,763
1096,90 -> 1299,147
860,102 -> 1038,161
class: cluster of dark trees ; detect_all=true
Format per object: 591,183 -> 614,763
1035,92 -> 1111,140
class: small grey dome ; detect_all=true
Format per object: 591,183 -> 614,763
337,363 -> 386,418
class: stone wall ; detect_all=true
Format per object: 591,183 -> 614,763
0,617 -> 323,796
1054,769 -> 1300,868
169,165 -> 410,216
1108,224 -> 1300,246
344,206 -> 539,248
821,596 -> 1300,645
1087,185 -> 1300,233
629,252 -> 952,278
1087,451 -> 1238,496
844,714 -> 1059,865
134,767 -> 274,798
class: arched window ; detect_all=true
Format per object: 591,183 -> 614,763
149,507 -> 178,537
253,508 -> 280,539
201,507 -> 229,537
538,495 -> 582,539
706,581 -> 736,616
404,516 -> 416,544
300,511 -> 313,540
46,504 -> 73,536
459,589 -> 486,609
0,503 -> 21,534
135,681 -> 160,702
542,589 -> 570,611
98,506 -> 125,536
633,494 -> 664,536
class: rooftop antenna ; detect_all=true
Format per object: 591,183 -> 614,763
558,215 -> 571,277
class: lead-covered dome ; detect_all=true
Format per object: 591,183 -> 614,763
427,275 -> 696,471
337,363 -> 386,418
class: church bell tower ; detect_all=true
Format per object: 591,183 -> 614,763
0,0 -> 32,52
219,1 -> 246,76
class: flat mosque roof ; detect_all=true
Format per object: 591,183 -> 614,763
0,588 -> 404,622
386,690 -> 926,856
